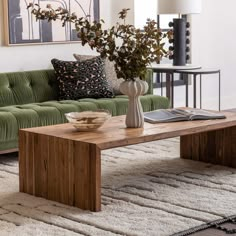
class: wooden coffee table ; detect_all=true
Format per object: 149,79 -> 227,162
19,111 -> 236,212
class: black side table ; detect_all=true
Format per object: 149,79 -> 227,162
176,69 -> 221,110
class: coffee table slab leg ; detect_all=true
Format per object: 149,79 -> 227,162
19,132 -> 101,212
180,126 -> 236,168
74,141 -> 101,211
19,131 -> 35,195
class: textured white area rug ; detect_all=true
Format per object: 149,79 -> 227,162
0,138 -> 236,236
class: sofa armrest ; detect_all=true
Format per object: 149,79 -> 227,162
145,69 -> 153,95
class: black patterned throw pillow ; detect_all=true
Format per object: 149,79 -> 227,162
51,57 -> 114,100
73,54 -> 124,95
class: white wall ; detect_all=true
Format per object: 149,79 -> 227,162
134,0 -> 157,28
111,1 -> 134,26
190,0 -> 236,110
154,0 -> 236,110
0,0 -> 133,73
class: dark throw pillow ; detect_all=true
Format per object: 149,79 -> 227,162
51,57 -> 114,100
73,53 -> 124,95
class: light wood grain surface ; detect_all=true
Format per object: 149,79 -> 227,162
20,111 -> 236,150
19,110 -> 236,211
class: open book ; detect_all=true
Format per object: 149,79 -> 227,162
144,108 -> 226,123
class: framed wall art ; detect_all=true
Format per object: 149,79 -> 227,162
3,0 -> 100,46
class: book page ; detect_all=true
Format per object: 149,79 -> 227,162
144,109 -> 188,123
175,108 -> 226,120
144,108 -> 226,123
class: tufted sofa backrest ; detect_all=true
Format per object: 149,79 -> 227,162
0,69 -> 59,107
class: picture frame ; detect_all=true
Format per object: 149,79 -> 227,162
3,0 -> 100,46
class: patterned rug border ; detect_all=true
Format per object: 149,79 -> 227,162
172,214 -> 236,236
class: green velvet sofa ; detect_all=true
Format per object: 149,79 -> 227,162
0,69 -> 169,153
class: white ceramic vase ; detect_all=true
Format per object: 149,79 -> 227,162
119,78 -> 149,128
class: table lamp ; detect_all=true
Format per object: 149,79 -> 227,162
157,0 -> 202,66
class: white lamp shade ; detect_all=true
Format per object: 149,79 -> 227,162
157,0 -> 202,14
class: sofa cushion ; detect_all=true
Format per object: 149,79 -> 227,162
73,54 -> 124,95
51,57 -> 114,100
0,70 -> 58,107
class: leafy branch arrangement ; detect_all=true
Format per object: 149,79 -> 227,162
28,3 -> 170,81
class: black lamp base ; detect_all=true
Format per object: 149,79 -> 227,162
172,18 -> 187,66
